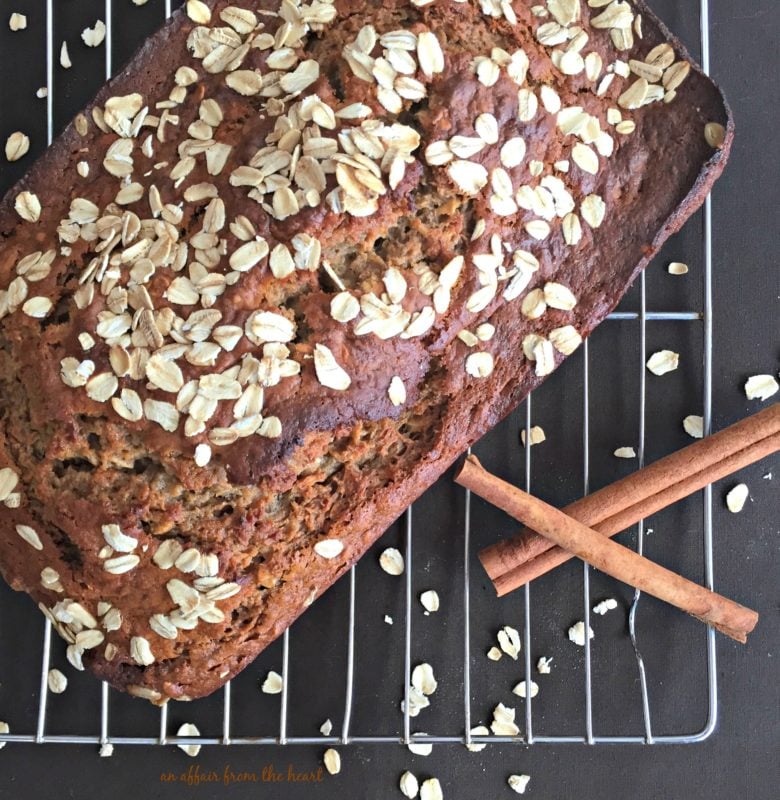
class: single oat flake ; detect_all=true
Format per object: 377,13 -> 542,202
400,771 -> 419,799
520,426 -> 546,447
261,670 -> 283,694
614,446 -> 636,458
537,656 -> 553,674
420,590 -> 440,613
497,625 -> 521,659
646,350 -> 679,376
60,41 -> 72,69
490,702 -> 520,736
568,621 -> 594,646
47,669 -> 68,694
411,663 -> 437,696
725,483 -> 749,513
314,539 -> 343,559
508,774 -> 531,795
5,131 -> 30,162
512,680 -> 539,699
465,725 -> 489,752
593,598 -> 619,615
408,735 -> 433,756
379,547 -> 404,576
744,374 -> 779,401
81,20 -> 107,48
323,748 -> 341,775
176,723 -> 201,757
683,415 -> 704,438
419,777 -> 444,800
9,12 -> 26,31
186,0 -> 211,24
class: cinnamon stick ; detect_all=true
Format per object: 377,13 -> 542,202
479,404 -> 780,596
456,455 -> 759,643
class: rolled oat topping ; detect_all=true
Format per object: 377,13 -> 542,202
0,0 -> 725,696
0,0 -> 691,476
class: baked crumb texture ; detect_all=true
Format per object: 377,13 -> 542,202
0,0 -> 731,702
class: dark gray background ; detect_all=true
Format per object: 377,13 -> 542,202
0,1 -> 777,798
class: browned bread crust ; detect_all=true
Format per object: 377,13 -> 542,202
0,0 -> 732,703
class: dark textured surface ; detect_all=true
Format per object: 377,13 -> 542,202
0,1 -> 777,799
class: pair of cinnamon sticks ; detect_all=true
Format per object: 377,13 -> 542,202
455,403 -> 779,643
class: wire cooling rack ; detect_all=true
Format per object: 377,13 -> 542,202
0,0 -> 720,749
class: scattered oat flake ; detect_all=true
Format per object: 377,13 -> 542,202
379,547 -> 404,576
646,350 -> 679,376
403,688 -> 430,718
9,12 -> 27,31
60,41 -> 72,69
536,656 -> 553,674
725,483 -> 749,513
419,777 -> 443,800
593,598 -> 618,615
36,87 -> 48,99
320,719 -> 332,736
466,725 -> 489,752
400,771 -> 419,799
408,734 -> 433,756
487,646 -> 502,661
520,426 -> 545,447
420,590 -> 439,613
568,621 -> 594,646
99,743 -> 114,757
176,723 -> 201,757
683,415 -> 704,439
261,670 -> 283,694
512,680 -> 538,699
497,625 -> 521,660
81,20 -> 107,48
411,663 -> 437,696
47,668 -> 68,694
5,131 -> 30,162
323,748 -> 341,775
668,261 -> 689,275
744,375 -> 779,401
614,446 -> 636,458
490,702 -> 520,736
508,774 -> 531,795
384,614 -> 393,625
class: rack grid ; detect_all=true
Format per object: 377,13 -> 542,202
0,0 -> 718,749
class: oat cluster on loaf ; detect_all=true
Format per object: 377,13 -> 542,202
0,0 -> 730,702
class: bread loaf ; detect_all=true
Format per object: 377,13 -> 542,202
0,0 -> 731,702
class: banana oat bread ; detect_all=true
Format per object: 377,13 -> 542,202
0,0 -> 731,702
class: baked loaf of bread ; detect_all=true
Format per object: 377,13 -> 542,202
0,0 -> 731,703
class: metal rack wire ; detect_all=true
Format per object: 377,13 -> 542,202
0,0 -> 718,748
